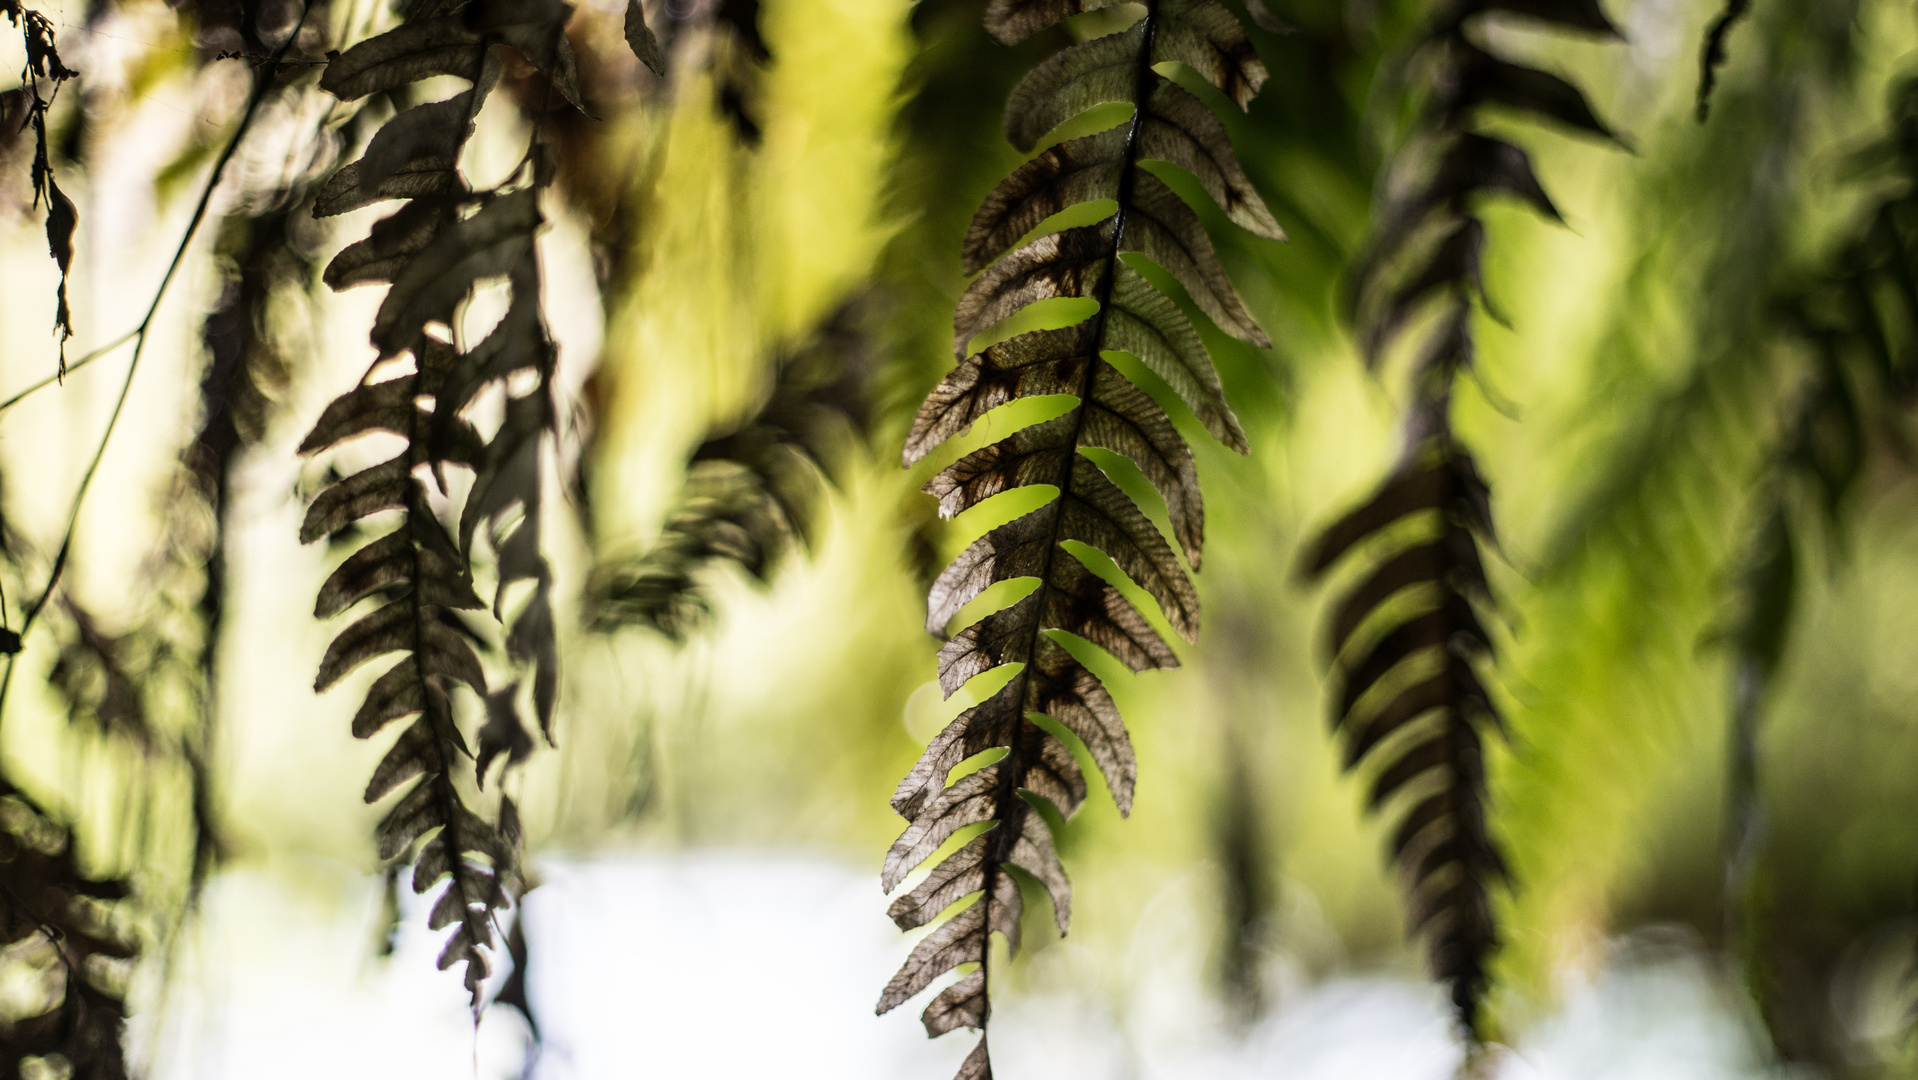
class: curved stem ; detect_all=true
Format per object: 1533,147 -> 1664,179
0,0 -> 314,720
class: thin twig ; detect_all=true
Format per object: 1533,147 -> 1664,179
0,2 -> 317,718
0,329 -> 138,416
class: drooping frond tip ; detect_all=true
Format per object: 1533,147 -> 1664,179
588,300 -> 877,637
1,2 -> 79,364
883,0 -> 1282,1073
300,2 -> 589,1002
1301,428 -> 1505,1030
1310,0 -> 1618,1039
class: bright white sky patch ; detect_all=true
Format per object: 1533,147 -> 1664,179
146,853 -> 1777,1080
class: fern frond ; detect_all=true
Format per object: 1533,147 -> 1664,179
303,2 -> 583,999
1302,0 -> 1617,1038
884,0 -> 1279,1072
588,460 -> 803,637
301,374 -> 516,997
177,159 -> 338,887
589,302 -> 875,636
0,780 -> 135,1080
637,0 -> 769,141
46,600 -> 156,751
1301,399 -> 1505,1024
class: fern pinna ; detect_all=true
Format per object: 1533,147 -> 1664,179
880,0 -> 1280,1073
300,1 -> 583,999
1301,0 -> 1617,1037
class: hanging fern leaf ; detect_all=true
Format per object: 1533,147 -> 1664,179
177,152 -> 338,891
1708,74 -> 1918,1052
1300,403 -> 1505,1025
304,2 -> 580,999
588,301 -> 875,637
588,458 -> 804,637
883,1 -> 1279,1073
0,780 -> 135,1080
1301,0 -> 1617,1039
0,2 -> 79,365
300,357 -> 516,998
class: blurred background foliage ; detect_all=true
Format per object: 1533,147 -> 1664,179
1,0 -> 1918,1073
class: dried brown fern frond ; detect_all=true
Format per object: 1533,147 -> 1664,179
882,0 -> 1283,1072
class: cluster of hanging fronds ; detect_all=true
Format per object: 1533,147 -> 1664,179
880,0 -> 1282,1071
1300,0 -> 1618,1037
0,779 -> 135,1080
1716,75 -> 1918,1033
588,300 -> 877,637
0,503 -> 140,1079
298,0 -> 612,1001
1765,74 -> 1918,532
0,0 -> 77,365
